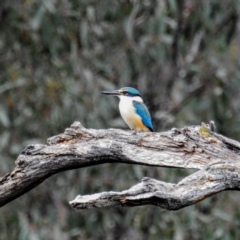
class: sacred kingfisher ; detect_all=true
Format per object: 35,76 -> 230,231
102,87 -> 153,132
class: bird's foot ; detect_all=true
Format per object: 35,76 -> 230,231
131,130 -> 137,135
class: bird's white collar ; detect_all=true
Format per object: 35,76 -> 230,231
118,95 -> 143,103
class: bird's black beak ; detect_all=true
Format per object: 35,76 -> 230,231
101,90 -> 121,96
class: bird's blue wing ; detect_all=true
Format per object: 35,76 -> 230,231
133,101 -> 153,132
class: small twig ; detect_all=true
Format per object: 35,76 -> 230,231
125,0 -> 142,56
0,78 -> 27,95
185,30 -> 204,64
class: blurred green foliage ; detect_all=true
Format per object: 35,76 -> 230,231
1,0 -> 240,239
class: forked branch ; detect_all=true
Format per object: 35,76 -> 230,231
0,121 -> 240,210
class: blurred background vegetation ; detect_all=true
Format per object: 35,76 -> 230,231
1,0 -> 240,239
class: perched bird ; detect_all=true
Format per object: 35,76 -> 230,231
102,87 -> 153,132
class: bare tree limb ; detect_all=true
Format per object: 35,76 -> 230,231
0,121 -> 240,210
70,163 -> 240,210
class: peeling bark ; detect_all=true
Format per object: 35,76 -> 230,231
0,121 -> 240,210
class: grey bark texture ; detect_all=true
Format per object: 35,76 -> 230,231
0,121 -> 240,210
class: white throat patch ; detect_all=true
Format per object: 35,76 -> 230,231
118,95 -> 144,130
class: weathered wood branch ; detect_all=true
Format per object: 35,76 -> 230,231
70,163 -> 240,210
0,121 -> 240,209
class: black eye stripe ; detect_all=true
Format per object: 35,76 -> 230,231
121,91 -> 141,97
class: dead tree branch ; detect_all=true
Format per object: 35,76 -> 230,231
70,164 -> 240,210
0,121 -> 240,210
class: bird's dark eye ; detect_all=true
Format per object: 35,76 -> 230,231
123,91 -> 128,96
